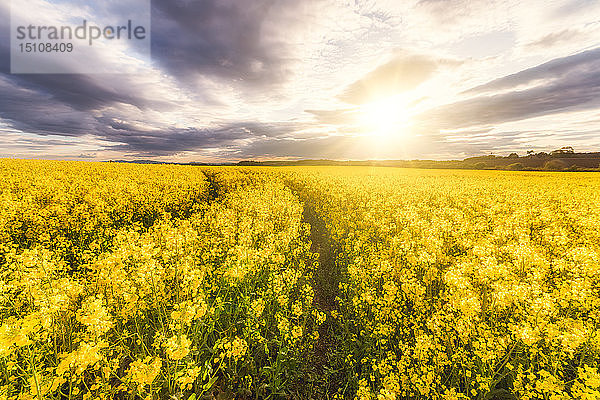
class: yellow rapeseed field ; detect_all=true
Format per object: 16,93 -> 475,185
1,160 -> 599,400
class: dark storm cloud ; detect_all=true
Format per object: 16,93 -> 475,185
0,4 -> 170,115
0,49 -> 309,157
0,3 -> 9,74
0,71 -> 178,141
0,78 -> 98,135
103,121 -> 311,155
338,53 -> 443,104
104,127 -> 228,155
417,48 -> 600,130
9,74 -> 166,112
151,0 -> 307,87
0,0 -> 315,157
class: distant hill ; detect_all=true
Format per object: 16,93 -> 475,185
237,149 -> 600,171
111,148 -> 600,171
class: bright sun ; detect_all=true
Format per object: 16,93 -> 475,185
357,96 -> 412,140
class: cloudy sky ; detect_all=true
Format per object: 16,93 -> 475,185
1,0 -> 600,161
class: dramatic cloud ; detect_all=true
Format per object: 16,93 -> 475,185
150,0 -> 311,88
463,47 -> 600,96
0,3 -> 10,73
417,47 -> 600,131
1,0 -> 600,160
338,52 -> 448,105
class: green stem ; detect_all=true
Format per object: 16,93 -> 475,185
27,346 -> 42,400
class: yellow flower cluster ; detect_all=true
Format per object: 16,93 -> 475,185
216,337 -> 248,363
2,161 -> 599,399
76,296 -> 113,338
56,341 -> 105,376
127,357 -> 162,388
164,334 -> 191,360
0,161 -> 319,399
176,364 -> 202,390
282,166 -> 600,399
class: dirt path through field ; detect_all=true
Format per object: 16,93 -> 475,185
292,186 -> 345,397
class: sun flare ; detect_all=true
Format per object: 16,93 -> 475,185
358,96 -> 412,139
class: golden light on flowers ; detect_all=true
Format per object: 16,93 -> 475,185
176,364 -> 202,390
56,341 -> 104,376
76,296 -> 113,338
0,320 -> 31,357
291,325 -> 303,340
164,334 -> 191,360
217,336 -> 248,363
127,357 -> 162,387
0,159 -> 599,399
